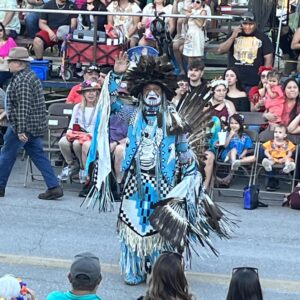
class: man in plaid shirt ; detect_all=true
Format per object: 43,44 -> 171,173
0,47 -> 63,200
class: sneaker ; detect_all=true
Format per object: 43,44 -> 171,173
57,166 -> 71,181
38,186 -> 63,200
231,160 -> 241,171
262,158 -> 273,172
79,169 -> 86,184
283,161 -> 296,174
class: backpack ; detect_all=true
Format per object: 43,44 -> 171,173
283,186 -> 300,210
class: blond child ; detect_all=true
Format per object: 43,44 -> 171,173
262,124 -> 296,174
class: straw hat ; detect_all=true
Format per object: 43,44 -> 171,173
7,47 -> 33,62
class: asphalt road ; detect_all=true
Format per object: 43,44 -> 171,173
0,158 -> 300,300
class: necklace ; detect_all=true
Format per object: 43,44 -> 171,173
56,1 -> 66,9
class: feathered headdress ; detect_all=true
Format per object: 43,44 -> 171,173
125,55 -> 177,99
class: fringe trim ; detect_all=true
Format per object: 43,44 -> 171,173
80,177 -> 114,213
117,219 -> 171,258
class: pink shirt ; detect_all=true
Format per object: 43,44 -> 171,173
66,84 -> 83,104
0,37 -> 17,58
264,85 -> 285,124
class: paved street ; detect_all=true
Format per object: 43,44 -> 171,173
0,158 -> 300,299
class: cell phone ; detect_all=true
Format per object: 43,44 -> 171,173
73,124 -> 81,131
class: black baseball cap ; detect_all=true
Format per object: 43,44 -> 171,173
70,252 -> 101,282
241,12 -> 256,23
84,65 -> 100,74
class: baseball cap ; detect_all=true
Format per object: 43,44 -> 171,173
70,252 -> 101,282
241,12 -> 256,23
84,65 -> 100,74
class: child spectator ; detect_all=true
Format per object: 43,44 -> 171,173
182,0 -> 207,63
262,124 -> 296,174
261,70 -> 285,130
220,113 -> 255,171
226,267 -> 263,300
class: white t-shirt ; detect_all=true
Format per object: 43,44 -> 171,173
0,0 -> 20,33
107,1 -> 141,35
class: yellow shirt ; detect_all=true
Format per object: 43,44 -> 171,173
263,140 -> 295,161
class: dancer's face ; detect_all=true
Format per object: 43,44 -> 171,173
143,84 -> 162,107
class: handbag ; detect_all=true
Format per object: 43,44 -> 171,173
283,186 -> 300,210
243,185 -> 268,210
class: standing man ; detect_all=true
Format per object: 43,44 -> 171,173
0,47 -> 63,200
217,11 -> 274,92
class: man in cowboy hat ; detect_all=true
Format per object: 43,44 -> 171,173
217,11 -> 274,92
0,47 -> 63,200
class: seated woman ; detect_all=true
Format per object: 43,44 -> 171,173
223,67 -> 250,112
107,0 -> 141,48
206,79 -> 236,128
0,22 -> 17,88
58,81 -> 100,184
137,0 -> 172,48
137,251 -> 194,300
249,66 -> 272,112
81,0 -> 107,32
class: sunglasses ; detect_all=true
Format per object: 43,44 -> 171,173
232,267 -> 258,275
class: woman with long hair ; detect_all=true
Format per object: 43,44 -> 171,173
226,267 -> 263,300
139,252 -> 194,300
0,22 -> 17,87
58,81 -> 100,185
107,0 -> 141,47
223,67 -> 250,112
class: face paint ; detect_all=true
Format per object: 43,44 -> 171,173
143,90 -> 162,107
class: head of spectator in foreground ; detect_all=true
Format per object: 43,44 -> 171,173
226,267 -> 263,300
143,251 -> 193,300
240,12 -> 257,35
7,47 -> 33,73
78,81 -> 101,108
83,65 -> 100,83
0,22 -> 8,42
223,67 -> 245,92
68,252 -> 102,294
187,59 -> 205,86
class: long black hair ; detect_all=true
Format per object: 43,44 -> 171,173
228,113 -> 244,138
283,77 -> 300,122
226,267 -> 263,300
223,67 -> 245,92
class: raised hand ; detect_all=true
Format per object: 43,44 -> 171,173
114,51 -> 129,74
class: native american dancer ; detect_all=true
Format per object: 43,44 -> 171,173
83,52 -> 234,285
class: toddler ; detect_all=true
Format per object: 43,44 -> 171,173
262,124 -> 296,174
261,70 -> 285,130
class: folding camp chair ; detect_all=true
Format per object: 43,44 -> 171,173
211,129 -> 259,199
24,115 -> 70,187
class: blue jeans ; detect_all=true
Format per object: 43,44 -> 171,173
25,13 -> 40,38
0,127 -> 59,189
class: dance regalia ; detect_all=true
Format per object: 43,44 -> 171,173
83,56 -> 234,285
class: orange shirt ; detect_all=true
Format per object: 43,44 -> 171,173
263,139 -> 295,161
66,84 -> 83,104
